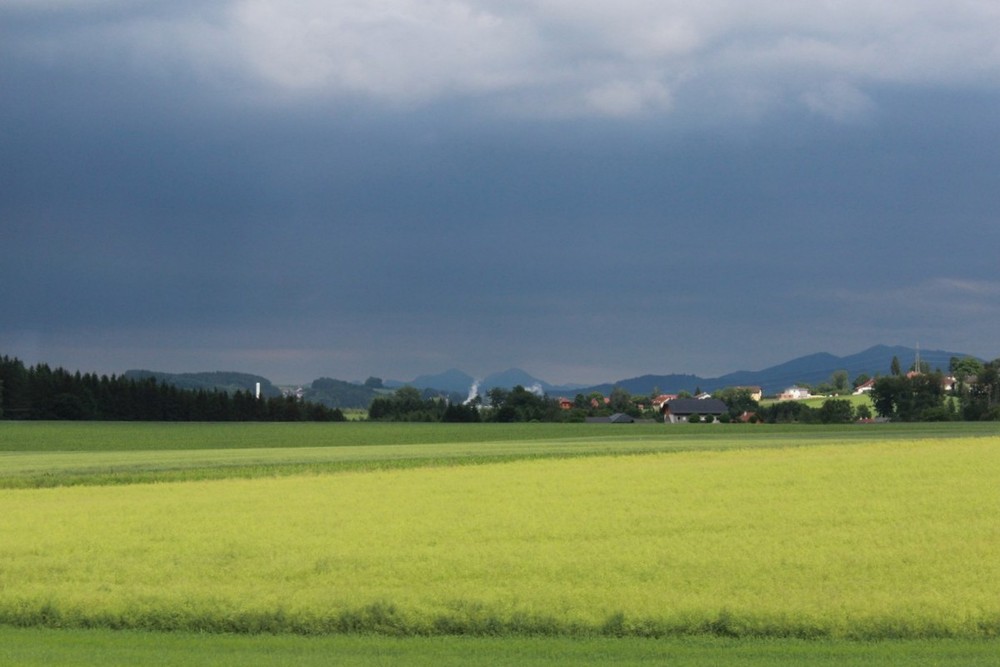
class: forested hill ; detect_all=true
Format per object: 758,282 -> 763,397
124,370 -> 281,398
302,378 -> 381,409
123,371 -> 430,410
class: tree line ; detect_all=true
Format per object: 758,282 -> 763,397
366,356 -> 1000,424
368,385 -> 622,423
0,355 -> 345,421
367,385 -> 560,422
6,352 -> 997,424
867,356 -> 1000,422
363,384 -> 866,424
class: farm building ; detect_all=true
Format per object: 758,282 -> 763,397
661,398 -> 728,423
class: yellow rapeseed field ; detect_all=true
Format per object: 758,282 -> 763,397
1,437 -> 999,637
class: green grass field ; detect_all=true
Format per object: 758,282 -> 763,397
3,627 -> 999,666
1,421 -> 998,664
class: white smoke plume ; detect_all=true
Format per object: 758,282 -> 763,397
463,379 -> 482,405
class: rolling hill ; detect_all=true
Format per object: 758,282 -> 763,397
570,345 -> 976,396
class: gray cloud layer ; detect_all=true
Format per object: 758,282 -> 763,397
8,1 -> 1000,116
3,1 -> 999,383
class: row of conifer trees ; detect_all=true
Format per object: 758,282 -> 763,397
0,355 -> 344,421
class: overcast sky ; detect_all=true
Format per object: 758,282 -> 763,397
3,1 -> 999,385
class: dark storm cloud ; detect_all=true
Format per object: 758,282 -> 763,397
3,1 -> 1000,383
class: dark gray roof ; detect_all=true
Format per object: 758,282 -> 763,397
663,398 -> 727,415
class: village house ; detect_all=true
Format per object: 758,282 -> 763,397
651,394 -> 678,410
734,386 -> 763,401
853,378 -> 876,394
778,386 -> 812,400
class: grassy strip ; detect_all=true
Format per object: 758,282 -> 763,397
2,421 -> 996,489
2,420 -> 995,453
0,453 -> 615,489
2,627 -> 999,667
1,421 -> 646,452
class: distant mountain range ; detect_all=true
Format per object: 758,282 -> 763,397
130,345 -> 983,409
387,345 -> 979,397
385,368 -> 587,396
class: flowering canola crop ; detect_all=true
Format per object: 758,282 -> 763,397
1,437 -> 998,637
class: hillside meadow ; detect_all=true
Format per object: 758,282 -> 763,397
1,421 -> 998,664
759,394 -> 875,410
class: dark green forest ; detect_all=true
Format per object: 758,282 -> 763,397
0,356 -> 344,422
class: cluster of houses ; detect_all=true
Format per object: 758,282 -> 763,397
781,372 -> 957,401
552,363 -> 970,424
560,387 -> 764,424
